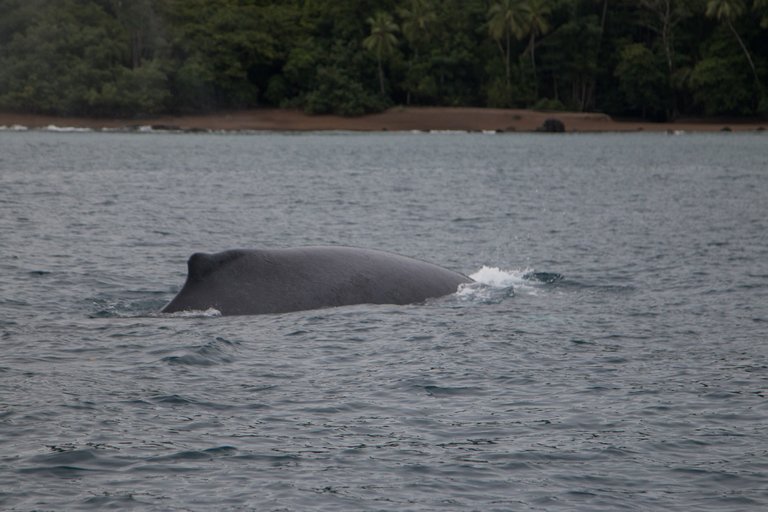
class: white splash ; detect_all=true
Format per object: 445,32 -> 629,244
168,307 -> 222,318
454,266 -> 536,303
468,265 -> 531,288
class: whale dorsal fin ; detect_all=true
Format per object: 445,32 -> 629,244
187,251 -> 244,282
187,253 -> 216,282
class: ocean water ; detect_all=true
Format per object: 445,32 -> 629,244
1,130 -> 767,511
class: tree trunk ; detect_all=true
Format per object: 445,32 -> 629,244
552,76 -> 558,101
586,0 -> 609,111
600,0 -> 609,34
530,33 -> 538,98
728,18 -> 760,85
494,38 -> 509,88
662,0 -> 673,75
132,31 -> 142,69
378,57 -> 385,96
506,30 -> 511,88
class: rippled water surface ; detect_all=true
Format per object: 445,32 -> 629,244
1,130 -> 767,511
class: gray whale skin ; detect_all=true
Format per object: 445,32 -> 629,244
162,246 -> 473,316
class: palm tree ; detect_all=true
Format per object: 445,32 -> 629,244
399,0 -> 436,56
518,0 -> 552,97
398,0 -> 436,104
705,0 -> 760,85
488,0 -> 552,94
488,0 -> 525,88
363,12 -> 399,96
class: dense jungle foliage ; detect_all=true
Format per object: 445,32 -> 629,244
0,0 -> 766,119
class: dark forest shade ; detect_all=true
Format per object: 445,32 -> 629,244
0,0 -> 766,120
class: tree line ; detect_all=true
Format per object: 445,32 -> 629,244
0,0 -> 766,120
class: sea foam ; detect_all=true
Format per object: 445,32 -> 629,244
455,266 -> 537,303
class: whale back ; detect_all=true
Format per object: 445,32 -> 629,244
162,246 -> 472,315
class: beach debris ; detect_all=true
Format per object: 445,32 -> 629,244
537,118 -> 566,133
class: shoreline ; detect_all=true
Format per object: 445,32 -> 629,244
1,107 -> 766,133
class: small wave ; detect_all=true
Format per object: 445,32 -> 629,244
148,446 -> 237,463
149,394 -> 196,405
424,385 -> 484,397
18,445 -> 131,476
83,493 -> 144,508
89,295 -> 221,319
555,279 -> 635,293
164,307 -> 222,318
161,337 -> 239,366
89,295 -> 170,318
43,125 -> 92,132
522,271 -> 563,284
0,124 -> 28,131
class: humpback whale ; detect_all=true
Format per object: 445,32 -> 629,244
162,246 -> 472,316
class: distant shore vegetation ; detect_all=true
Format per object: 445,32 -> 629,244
0,0 -> 766,121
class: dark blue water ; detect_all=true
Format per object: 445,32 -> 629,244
1,130 -> 767,511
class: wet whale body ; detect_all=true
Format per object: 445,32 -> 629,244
162,246 -> 473,316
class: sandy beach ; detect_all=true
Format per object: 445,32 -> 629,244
1,107 -> 765,133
